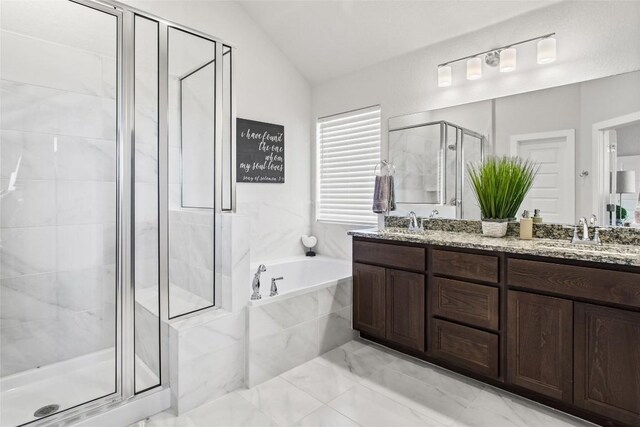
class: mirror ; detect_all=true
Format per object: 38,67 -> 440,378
389,100 -> 491,219
389,70 -> 640,226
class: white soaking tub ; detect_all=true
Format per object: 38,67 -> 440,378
246,255 -> 355,387
248,255 -> 351,304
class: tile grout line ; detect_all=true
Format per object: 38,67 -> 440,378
232,390 -> 281,426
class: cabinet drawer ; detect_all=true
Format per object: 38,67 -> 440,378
353,240 -> 425,271
508,258 -> 640,309
432,278 -> 499,330
432,319 -> 499,378
432,249 -> 499,283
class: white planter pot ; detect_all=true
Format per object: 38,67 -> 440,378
481,220 -> 508,238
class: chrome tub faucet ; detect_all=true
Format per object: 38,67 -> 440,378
251,264 -> 267,300
270,277 -> 283,297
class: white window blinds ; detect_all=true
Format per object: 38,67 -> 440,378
316,106 -> 381,225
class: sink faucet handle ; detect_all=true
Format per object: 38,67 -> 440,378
590,214 -> 598,226
593,228 -> 601,245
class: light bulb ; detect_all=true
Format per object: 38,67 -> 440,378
500,48 -> 517,72
537,37 -> 556,64
466,57 -> 482,80
438,65 -> 452,87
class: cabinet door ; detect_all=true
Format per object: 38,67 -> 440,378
574,303 -> 640,426
507,291 -> 573,402
386,269 -> 425,351
353,263 -> 386,338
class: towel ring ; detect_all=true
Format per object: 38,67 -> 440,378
373,160 -> 396,176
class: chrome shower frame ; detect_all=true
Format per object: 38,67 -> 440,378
23,0 -> 236,425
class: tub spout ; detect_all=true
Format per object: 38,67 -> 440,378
251,264 -> 267,300
270,277 -> 283,297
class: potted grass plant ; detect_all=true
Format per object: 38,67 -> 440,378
467,156 -> 538,238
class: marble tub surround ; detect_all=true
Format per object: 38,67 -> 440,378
384,216 -> 640,245
168,309 -> 245,414
138,339 -> 594,427
247,278 -> 356,387
349,229 -> 640,266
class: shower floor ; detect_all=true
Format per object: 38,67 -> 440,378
0,349 -> 158,427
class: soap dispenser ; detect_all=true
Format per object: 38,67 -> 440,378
520,210 -> 533,240
532,209 -> 543,224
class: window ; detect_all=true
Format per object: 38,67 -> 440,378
316,105 -> 381,225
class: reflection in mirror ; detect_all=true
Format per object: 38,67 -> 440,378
389,123 -> 443,204
168,27 -> 216,318
389,70 -> 640,227
389,120 -> 486,219
607,120 -> 640,226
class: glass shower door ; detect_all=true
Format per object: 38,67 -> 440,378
0,1 -> 119,425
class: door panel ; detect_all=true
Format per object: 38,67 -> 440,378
353,263 -> 386,337
574,303 -> 640,426
386,269 -> 425,351
510,130 -> 575,224
507,291 -> 573,402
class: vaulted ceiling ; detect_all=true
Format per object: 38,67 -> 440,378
238,0 -> 559,83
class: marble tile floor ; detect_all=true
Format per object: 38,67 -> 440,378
135,339 -> 595,427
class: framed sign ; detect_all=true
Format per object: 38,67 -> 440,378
236,118 -> 285,183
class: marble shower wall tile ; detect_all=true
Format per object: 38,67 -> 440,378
247,278 -> 354,387
168,210 -> 215,307
0,26 -> 119,376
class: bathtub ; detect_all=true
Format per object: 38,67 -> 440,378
248,255 -> 351,304
246,255 -> 355,386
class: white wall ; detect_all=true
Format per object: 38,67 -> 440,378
312,1 -> 640,259
125,0 -> 312,263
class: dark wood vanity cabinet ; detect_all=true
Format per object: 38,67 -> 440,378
352,236 -> 640,427
352,262 -> 386,337
507,291 -> 573,403
386,269 -> 425,351
352,242 -> 426,351
574,303 -> 640,426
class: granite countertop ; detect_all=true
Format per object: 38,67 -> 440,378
349,228 -> 640,267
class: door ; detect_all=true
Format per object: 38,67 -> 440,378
353,263 -> 386,337
574,303 -> 640,426
0,1 -> 120,425
386,269 -> 425,351
510,130 -> 575,223
507,291 -> 573,402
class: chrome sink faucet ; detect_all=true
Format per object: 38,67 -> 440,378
571,215 -> 601,245
270,277 -> 283,297
251,264 -> 266,300
407,211 -> 421,232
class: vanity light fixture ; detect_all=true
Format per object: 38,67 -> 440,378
537,36 -> 557,64
437,33 -> 555,86
499,48 -> 517,72
466,57 -> 482,80
438,65 -> 452,87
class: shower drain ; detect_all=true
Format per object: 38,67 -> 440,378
34,404 -> 60,418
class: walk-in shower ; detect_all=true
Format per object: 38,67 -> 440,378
0,1 -> 234,425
